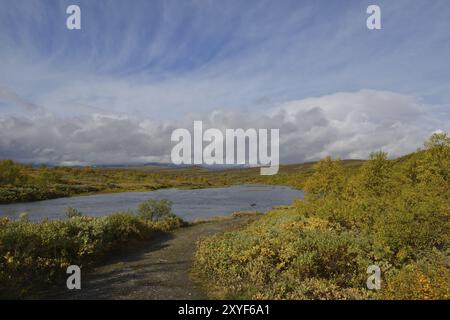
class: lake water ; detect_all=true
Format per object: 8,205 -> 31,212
0,185 -> 303,221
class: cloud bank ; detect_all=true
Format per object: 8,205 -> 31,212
0,90 -> 447,165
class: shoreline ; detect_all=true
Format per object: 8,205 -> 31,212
0,184 -> 303,222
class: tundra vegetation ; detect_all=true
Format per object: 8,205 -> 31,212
0,158 -> 362,205
0,199 -> 184,298
193,133 -> 450,300
1,133 -> 448,299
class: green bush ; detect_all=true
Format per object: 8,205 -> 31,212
381,251 -> 450,300
0,211 -> 185,298
137,198 -> 173,221
193,133 -> 450,300
194,208 -> 371,299
65,207 -> 83,218
0,160 -> 25,185
303,157 -> 345,201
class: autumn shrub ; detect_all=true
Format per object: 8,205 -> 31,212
381,251 -> 450,300
137,198 -> 173,221
65,207 -> 83,218
256,277 -> 369,300
0,211 -> 185,298
303,156 -> 345,201
193,133 -> 450,300
371,188 -> 449,265
194,208 -> 371,299
0,160 -> 25,185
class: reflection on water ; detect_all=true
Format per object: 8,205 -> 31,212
0,185 -> 303,221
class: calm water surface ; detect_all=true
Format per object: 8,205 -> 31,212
0,185 -> 303,221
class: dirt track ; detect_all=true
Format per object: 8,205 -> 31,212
49,215 -> 256,300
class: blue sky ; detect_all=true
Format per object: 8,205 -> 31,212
0,0 -> 449,164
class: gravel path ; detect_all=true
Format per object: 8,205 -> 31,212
50,215 -> 257,300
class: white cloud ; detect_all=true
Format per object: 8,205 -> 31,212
0,90 -> 447,165
271,90 -> 445,161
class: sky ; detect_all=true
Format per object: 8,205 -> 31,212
0,0 -> 449,165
